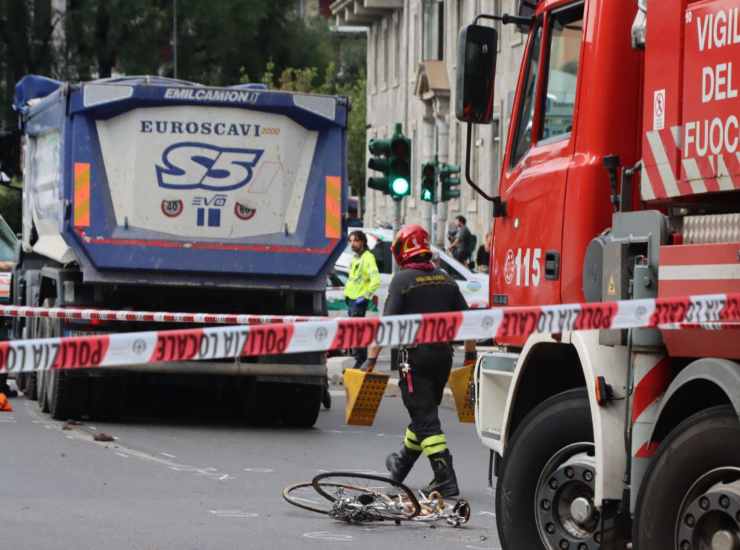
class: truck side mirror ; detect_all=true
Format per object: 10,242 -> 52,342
455,25 -> 498,125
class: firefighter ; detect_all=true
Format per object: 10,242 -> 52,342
344,230 -> 381,369
361,224 -> 476,498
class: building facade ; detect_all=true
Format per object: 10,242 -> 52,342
330,0 -> 526,250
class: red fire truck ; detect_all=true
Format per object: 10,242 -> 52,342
456,1 -> 740,548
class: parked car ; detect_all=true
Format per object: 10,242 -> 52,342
326,227 -> 488,316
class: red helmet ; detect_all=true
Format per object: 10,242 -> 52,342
392,224 -> 431,266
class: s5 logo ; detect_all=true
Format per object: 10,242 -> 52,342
155,142 -> 263,191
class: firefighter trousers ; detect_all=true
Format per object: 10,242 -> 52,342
398,344 -> 453,456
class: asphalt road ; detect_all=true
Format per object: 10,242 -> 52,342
1,372 -> 500,550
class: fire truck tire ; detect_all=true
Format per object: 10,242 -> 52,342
281,383 -> 322,428
633,405 -> 740,550
495,388 -> 595,550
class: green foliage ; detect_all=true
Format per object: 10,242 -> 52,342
0,1 -> 368,203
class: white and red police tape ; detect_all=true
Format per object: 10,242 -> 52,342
0,304 -> 318,325
0,292 -> 738,374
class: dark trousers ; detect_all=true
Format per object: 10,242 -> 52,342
346,297 -> 369,368
398,344 -> 453,444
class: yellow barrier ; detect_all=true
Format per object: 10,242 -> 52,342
448,364 -> 475,423
344,368 -> 389,426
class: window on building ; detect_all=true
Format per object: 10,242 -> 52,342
381,18 -> 388,88
394,13 -> 401,85
371,26 -> 378,92
540,3 -> 583,141
510,23 -> 542,167
422,0 -> 444,60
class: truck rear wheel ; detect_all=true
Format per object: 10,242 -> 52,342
39,299 -> 85,420
633,405 -> 740,550
281,383 -> 322,428
495,388 -> 600,550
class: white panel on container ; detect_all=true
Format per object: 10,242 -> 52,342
84,85 -> 134,108
95,106 -> 317,239
292,94 -> 337,121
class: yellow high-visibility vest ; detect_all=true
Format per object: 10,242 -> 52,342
344,249 -> 380,301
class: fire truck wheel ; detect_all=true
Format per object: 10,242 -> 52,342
281,384 -> 322,428
495,388 -> 598,550
633,405 -> 740,550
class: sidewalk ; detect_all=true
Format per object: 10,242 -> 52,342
327,355 -> 456,410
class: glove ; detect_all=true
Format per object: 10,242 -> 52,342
463,350 -> 478,369
359,357 -> 377,372
354,297 -> 368,306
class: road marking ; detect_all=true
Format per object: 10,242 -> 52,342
243,467 -> 274,473
209,510 -> 258,519
116,452 -> 129,458
303,531 -> 353,542
160,452 -> 176,458
478,511 -> 495,517
0,417 -> 16,423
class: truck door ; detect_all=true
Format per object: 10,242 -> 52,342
492,3 -> 584,316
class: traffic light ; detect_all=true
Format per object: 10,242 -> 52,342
367,137 -> 392,194
420,161 -> 436,202
440,163 -> 461,201
366,123 -> 411,201
388,128 -> 411,200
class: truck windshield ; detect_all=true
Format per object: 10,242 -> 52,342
511,24 -> 543,167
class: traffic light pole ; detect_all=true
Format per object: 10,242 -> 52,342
392,199 -> 401,274
435,119 -> 450,249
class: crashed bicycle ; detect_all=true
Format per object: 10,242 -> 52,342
283,472 -> 471,527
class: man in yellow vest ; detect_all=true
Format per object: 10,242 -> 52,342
344,230 -> 381,369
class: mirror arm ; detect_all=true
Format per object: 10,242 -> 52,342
474,13 -> 534,28
464,123 -> 506,217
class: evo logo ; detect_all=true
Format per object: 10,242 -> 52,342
156,142 -> 263,191
193,194 -> 226,227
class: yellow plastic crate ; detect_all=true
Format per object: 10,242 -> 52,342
344,368 -> 389,426
448,364 -> 475,423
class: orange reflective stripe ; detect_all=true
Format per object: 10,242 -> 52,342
74,162 -> 91,228
325,176 -> 341,239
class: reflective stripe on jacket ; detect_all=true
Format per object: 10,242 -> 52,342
344,249 -> 380,300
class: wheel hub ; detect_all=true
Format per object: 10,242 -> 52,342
535,443 -> 601,550
676,468 -> 740,550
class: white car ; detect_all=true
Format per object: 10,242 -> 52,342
326,227 -> 488,316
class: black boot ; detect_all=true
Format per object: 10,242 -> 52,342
385,447 -> 420,483
422,450 -> 460,498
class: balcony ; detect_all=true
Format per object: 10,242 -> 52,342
329,0 -> 403,27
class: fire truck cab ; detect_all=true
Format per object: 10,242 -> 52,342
457,0 -> 740,548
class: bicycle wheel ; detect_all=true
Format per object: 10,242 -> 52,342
312,472 -> 421,521
283,481 -> 334,515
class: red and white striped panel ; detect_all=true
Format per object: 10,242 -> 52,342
659,243 -> 740,358
642,127 -> 740,201
630,354 -> 672,509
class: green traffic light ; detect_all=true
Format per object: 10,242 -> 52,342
391,177 -> 410,197
421,188 -> 432,201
